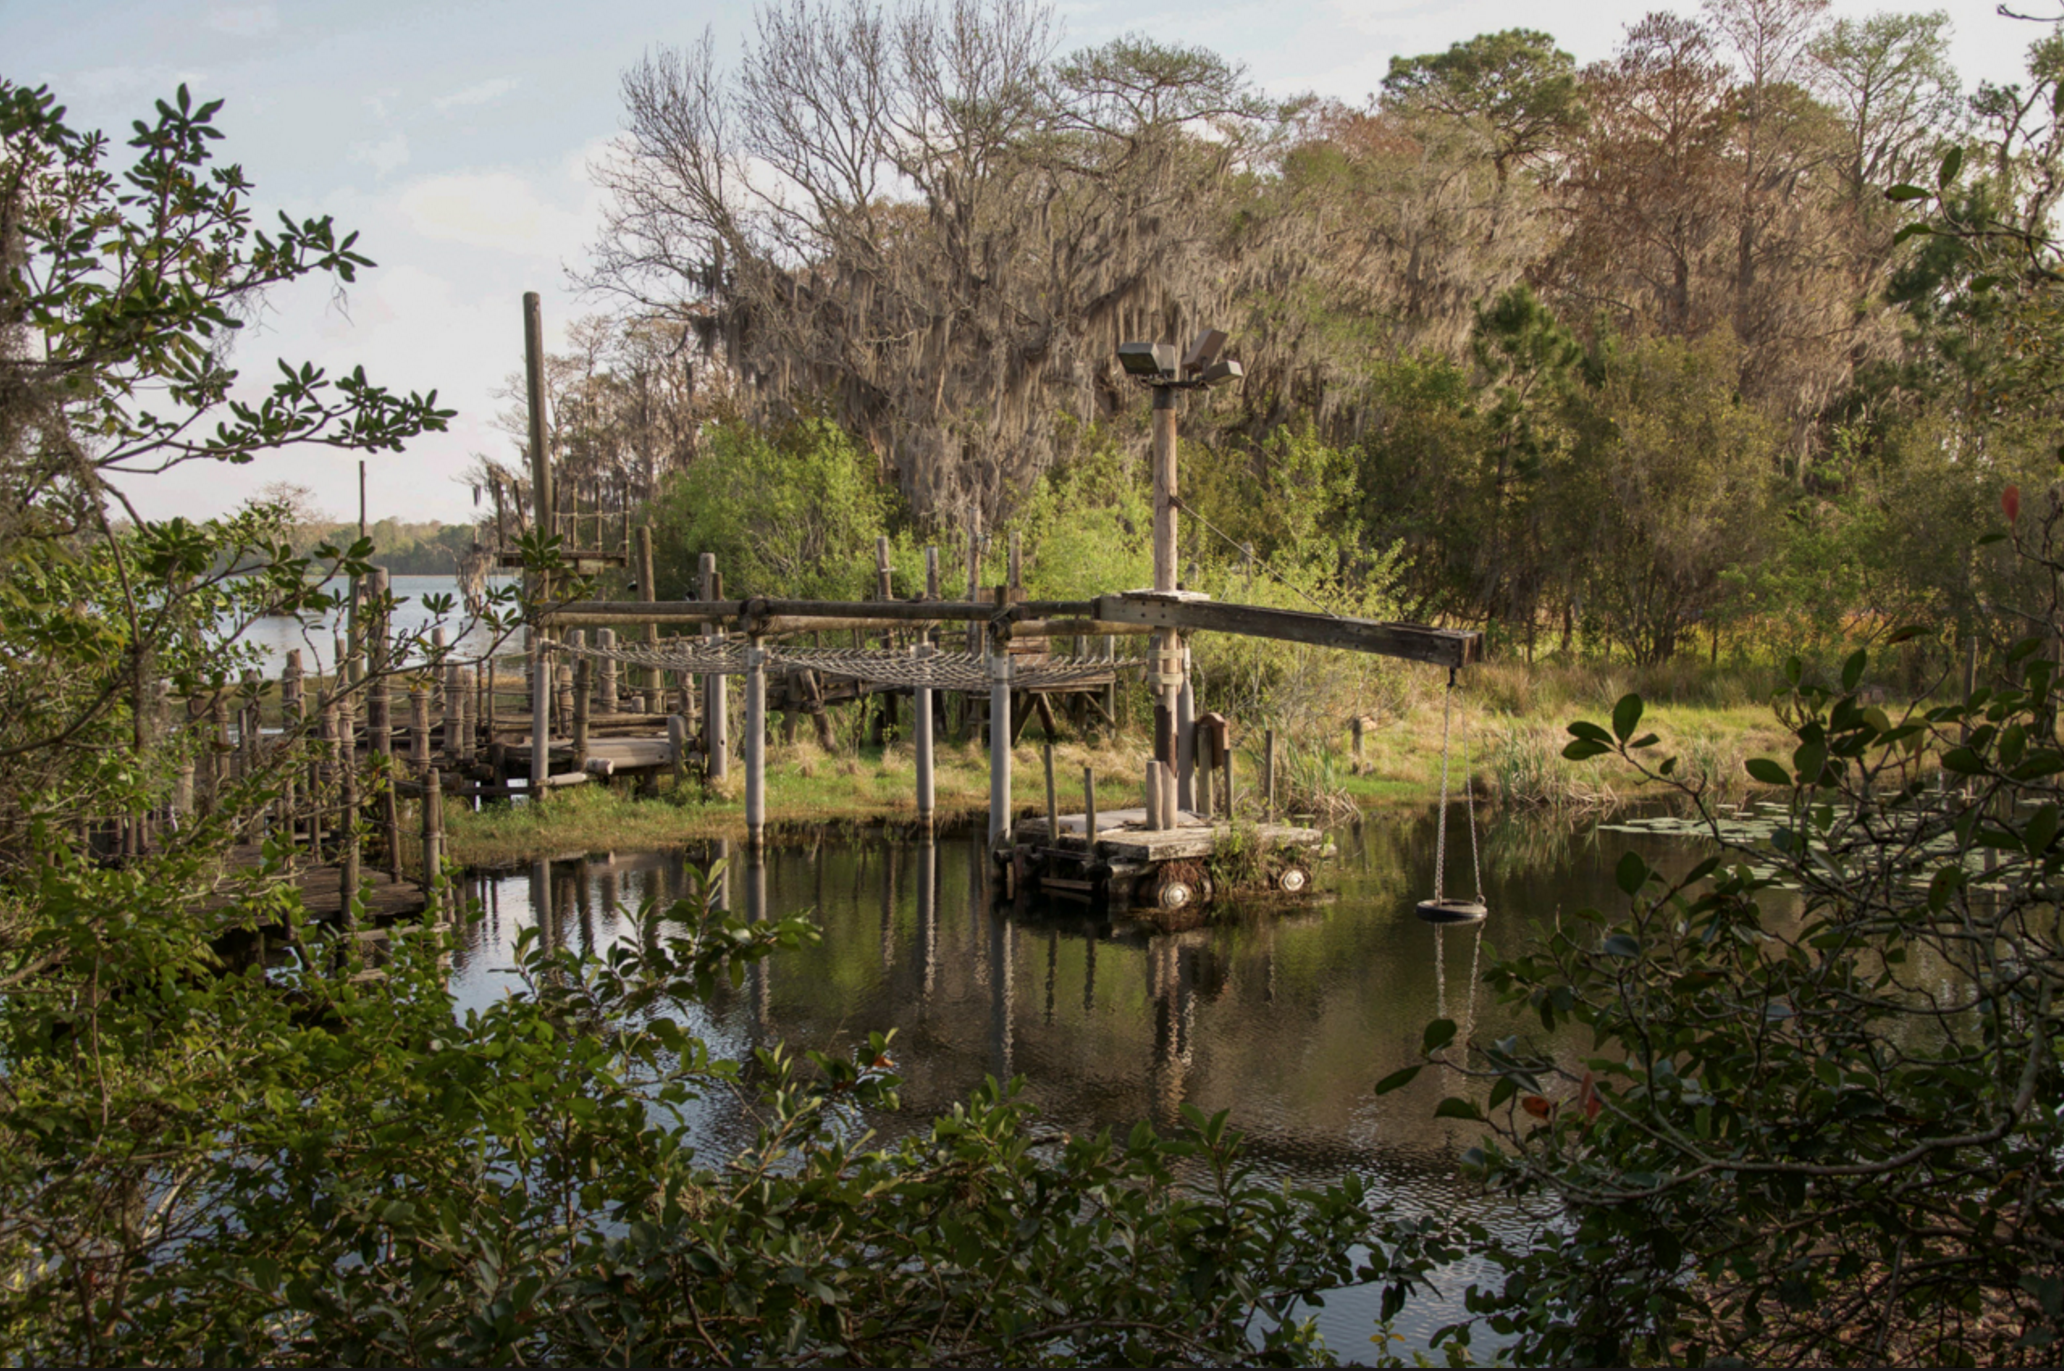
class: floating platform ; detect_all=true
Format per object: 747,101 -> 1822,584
1011,809 -> 1328,915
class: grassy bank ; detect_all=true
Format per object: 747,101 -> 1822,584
445,659 -> 1816,865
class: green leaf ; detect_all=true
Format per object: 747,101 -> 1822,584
1745,758 -> 1790,787
1612,693 -> 1644,744
1941,747 -> 1986,776
1884,183 -> 1929,202
1603,933 -> 1641,958
1423,1019 -> 1458,1053
1567,720 -> 1612,744
1614,852 -> 1648,896
1562,739 -> 1611,761
1841,649 -> 1867,693
1433,1097 -> 1484,1122
1938,145 -> 1962,188
1374,1065 -> 1422,1095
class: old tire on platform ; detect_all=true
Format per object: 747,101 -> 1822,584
1274,865 -> 1311,894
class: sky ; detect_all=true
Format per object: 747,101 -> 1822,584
5,0 -> 2049,526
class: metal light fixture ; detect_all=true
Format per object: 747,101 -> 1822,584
1118,329 -> 1242,392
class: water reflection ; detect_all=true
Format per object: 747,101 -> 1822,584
447,807 -> 1705,1350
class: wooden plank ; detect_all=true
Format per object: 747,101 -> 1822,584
1092,594 -> 1480,668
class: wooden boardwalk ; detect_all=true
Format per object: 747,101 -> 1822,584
195,845 -> 432,924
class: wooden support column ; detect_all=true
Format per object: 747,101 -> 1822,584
1152,386 -> 1179,594
1144,759 -> 1163,831
367,568 -> 392,764
701,553 -> 727,779
745,638 -> 766,848
597,627 -> 619,712
421,774 -> 444,923
637,523 -> 661,704
571,656 -> 592,769
1176,642 -> 1195,811
524,291 -> 554,800
988,643 -> 1013,849
409,687 -> 433,775
1263,728 -> 1278,820
914,644 -> 936,828
1083,768 -> 1098,861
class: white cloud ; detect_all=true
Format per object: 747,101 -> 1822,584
434,77 -> 520,111
394,170 -> 586,258
206,3 -> 279,37
350,133 -> 411,177
68,64 -> 206,102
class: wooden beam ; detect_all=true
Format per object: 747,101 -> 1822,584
1091,595 -> 1481,668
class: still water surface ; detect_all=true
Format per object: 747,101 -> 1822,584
442,808 -> 1702,1353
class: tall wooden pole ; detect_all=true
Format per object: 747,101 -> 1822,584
524,292 -> 554,798
745,638 -> 766,848
988,640 -> 1013,849
701,553 -> 727,778
914,643 -> 936,828
1152,388 -> 1178,594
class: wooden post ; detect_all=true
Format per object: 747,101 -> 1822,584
596,628 -> 618,712
1162,759 -> 1179,828
571,656 -> 592,769
745,638 -> 766,848
1083,767 -> 1098,861
924,546 -> 940,601
1008,530 -> 1022,591
964,513 -> 982,656
1176,651 -> 1195,811
914,644 -> 936,827
988,643 -> 1012,848
667,714 -> 687,789
1042,739 -> 1057,839
282,649 -> 304,845
637,522 -> 661,704
1264,727 -> 1277,820
422,771 -> 444,922
1152,387 -> 1179,594
1145,759 -> 1164,831
339,748 -> 360,931
701,553 -> 727,779
523,291 -> 555,543
367,567 -> 392,764
1223,741 -> 1236,820
1351,715 -> 1365,774
456,667 -> 475,763
410,687 -> 433,774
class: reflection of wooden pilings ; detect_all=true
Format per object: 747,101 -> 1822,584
745,849 -> 769,1028
989,907 -> 1015,1079
529,859 -> 552,947
987,646 -> 1013,849
744,638 -> 766,848
918,837 -> 937,1003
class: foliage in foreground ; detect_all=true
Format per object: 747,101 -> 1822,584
0,851 -> 1458,1367
1386,604 -> 2064,1363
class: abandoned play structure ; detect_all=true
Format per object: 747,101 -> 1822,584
502,296 -> 1484,913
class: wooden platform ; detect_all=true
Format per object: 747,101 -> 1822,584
195,845 -> 431,924
1016,810 -> 1324,863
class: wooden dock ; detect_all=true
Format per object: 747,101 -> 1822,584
1011,809 -> 1328,914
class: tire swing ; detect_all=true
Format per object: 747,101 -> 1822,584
1417,666 -> 1487,925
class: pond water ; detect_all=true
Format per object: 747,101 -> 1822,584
443,806 -> 1708,1354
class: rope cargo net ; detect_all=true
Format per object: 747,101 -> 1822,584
529,639 -> 1138,692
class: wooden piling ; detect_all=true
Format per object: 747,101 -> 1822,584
1144,759 -> 1163,831
597,627 -> 619,712
1264,728 -> 1277,820
339,751 -> 360,931
667,714 -> 687,789
1176,656 -> 1195,811
571,656 -> 592,769
367,568 -> 392,763
914,644 -> 936,827
1043,740 -> 1057,839
421,773 -> 444,921
1351,714 -> 1365,773
410,687 -> 433,774
1083,767 -> 1098,860
988,645 -> 1012,848
701,553 -> 727,779
745,639 -> 766,848
1152,387 -> 1179,594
